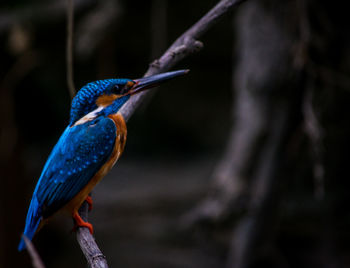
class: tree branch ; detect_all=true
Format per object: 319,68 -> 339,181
76,0 -> 247,267
120,0 -> 247,121
76,201 -> 108,268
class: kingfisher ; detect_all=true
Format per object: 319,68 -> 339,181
18,69 -> 188,251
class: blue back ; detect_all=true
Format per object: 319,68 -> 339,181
18,116 -> 117,251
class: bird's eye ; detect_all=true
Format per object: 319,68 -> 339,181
119,85 -> 128,95
112,84 -> 127,95
111,81 -> 135,95
120,81 -> 135,95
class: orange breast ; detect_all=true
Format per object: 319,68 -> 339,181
64,113 -> 127,214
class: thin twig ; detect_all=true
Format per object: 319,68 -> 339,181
150,0 -> 167,59
0,0 -> 96,34
76,0 -> 247,267
66,0 -> 76,98
22,235 -> 46,268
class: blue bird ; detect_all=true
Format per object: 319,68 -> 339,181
18,70 -> 188,251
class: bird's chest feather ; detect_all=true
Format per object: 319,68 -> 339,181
64,113 -> 127,213
98,113 -> 127,177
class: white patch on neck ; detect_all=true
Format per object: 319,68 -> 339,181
72,106 -> 104,127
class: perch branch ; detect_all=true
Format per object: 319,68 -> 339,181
76,0 -> 247,267
119,0 -> 247,121
76,201 -> 108,268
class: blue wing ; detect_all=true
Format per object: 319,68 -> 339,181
18,116 -> 116,251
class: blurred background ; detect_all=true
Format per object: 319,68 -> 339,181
1,0 -> 350,267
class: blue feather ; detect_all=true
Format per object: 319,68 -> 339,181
18,196 -> 41,251
18,116 -> 117,250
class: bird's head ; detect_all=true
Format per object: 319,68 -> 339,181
69,70 -> 189,126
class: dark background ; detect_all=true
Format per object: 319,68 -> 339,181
1,0 -> 350,267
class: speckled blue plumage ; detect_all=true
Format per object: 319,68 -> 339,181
18,79 -> 131,251
38,117 -> 116,216
18,117 -> 117,251
69,79 -> 132,125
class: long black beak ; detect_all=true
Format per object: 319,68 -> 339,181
129,69 -> 189,95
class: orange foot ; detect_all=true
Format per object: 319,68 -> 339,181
72,211 -> 94,234
85,195 -> 93,211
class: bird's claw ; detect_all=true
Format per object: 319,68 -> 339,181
85,196 -> 93,211
72,211 -> 94,234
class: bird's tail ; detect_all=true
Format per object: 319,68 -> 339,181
18,196 -> 42,251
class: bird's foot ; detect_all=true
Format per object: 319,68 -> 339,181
72,211 -> 94,234
85,195 -> 93,211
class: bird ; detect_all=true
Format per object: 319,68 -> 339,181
18,69 -> 188,251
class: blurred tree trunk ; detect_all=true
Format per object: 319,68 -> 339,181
226,1 -> 303,267
184,0 -> 350,267
184,0 -> 303,225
